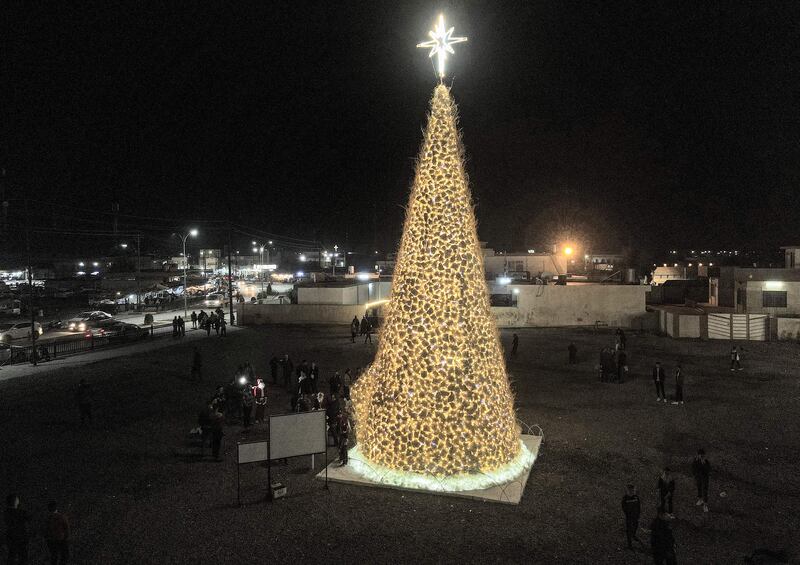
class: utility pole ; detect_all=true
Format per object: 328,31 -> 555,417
135,233 -> 142,309
25,199 -> 37,366
227,225 -> 235,325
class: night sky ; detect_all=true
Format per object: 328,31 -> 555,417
4,1 -> 799,257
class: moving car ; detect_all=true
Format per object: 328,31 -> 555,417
0,321 -> 43,343
203,293 -> 227,308
66,311 -> 113,332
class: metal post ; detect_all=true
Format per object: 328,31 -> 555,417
183,234 -> 188,318
227,227 -> 235,326
25,199 -> 37,367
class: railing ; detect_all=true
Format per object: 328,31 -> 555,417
0,323 -> 187,367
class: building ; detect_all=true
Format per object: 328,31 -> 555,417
781,246 -> 800,269
481,244 -> 565,280
710,267 -> 800,315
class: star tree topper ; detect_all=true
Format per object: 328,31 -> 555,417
417,14 -> 467,79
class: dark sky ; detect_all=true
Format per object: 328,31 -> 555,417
4,1 -> 800,257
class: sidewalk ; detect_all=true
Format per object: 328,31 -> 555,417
0,324 -> 244,383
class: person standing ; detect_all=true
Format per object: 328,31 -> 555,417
253,379 -> 267,423
350,316 -> 359,343
269,356 -> 279,384
359,314 -> 369,337
511,333 -> 519,357
241,388 -> 254,429
191,348 -> 202,382
45,500 -> 70,565
692,449 -> 711,513
205,317 -> 212,336
210,408 -> 225,461
309,362 -> 319,393
282,354 -> 293,388
672,365 -> 684,405
568,342 -> 577,364
190,311 -> 198,329
616,349 -> 628,383
172,316 -> 179,338
621,484 -> 642,550
657,468 -> 675,519
219,317 -> 227,337
650,510 -> 677,565
4,494 -> 30,565
337,411 -> 351,465
178,316 -> 186,337
653,362 -> 666,402
730,346 -> 742,371
342,368 -> 353,399
363,318 -> 373,344
75,379 -> 93,425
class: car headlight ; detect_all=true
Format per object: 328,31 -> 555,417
78,323 -> 86,331
68,323 -> 76,330
38,327 -> 43,335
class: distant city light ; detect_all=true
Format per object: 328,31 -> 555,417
299,254 -> 307,262
296,271 -> 304,277
527,249 -> 536,254
513,288 -> 520,294
78,262 -> 84,267
92,262 -> 99,267
357,273 -> 371,281
120,243 -> 128,249
498,277 -> 512,285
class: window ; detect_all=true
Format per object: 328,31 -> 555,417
507,260 -> 524,272
762,291 -> 787,308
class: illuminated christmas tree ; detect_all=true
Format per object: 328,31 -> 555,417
350,20 -> 533,490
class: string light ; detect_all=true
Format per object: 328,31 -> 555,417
352,84 -> 525,485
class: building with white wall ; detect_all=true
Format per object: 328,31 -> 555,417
710,267 -> 800,315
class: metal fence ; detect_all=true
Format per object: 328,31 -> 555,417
0,323 -> 187,367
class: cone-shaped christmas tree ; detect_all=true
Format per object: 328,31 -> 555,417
352,84 -> 527,485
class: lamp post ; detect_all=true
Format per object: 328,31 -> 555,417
252,240 -> 272,294
176,229 -> 198,318
333,244 -> 338,276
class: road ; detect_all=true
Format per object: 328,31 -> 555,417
0,322 -> 244,383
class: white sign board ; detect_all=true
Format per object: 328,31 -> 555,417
269,411 -> 326,460
237,440 -> 269,464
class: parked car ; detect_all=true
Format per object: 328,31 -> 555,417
0,321 -> 43,343
0,343 -> 28,363
66,311 -> 113,332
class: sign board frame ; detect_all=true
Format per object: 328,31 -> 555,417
267,411 -> 329,497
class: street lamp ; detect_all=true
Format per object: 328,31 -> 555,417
176,229 -> 198,318
333,244 -> 339,276
252,240 -> 272,293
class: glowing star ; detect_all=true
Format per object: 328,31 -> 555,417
417,14 -> 467,79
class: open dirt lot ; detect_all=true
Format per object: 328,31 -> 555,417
1,326 -> 798,563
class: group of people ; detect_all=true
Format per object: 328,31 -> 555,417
350,315 -> 374,344
190,309 -> 228,337
196,363 -> 264,461
652,361 -> 685,404
4,495 -> 70,565
622,449 -> 713,563
598,328 -> 629,382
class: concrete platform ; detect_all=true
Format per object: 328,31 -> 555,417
316,434 -> 542,505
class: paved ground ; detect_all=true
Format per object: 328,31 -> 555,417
0,326 -> 798,564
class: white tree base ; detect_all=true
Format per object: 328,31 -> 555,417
316,434 -> 541,505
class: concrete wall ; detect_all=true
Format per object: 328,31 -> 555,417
237,303 -> 365,325
503,284 -> 650,328
777,318 -> 800,341
678,314 -> 701,338
296,281 -> 392,306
